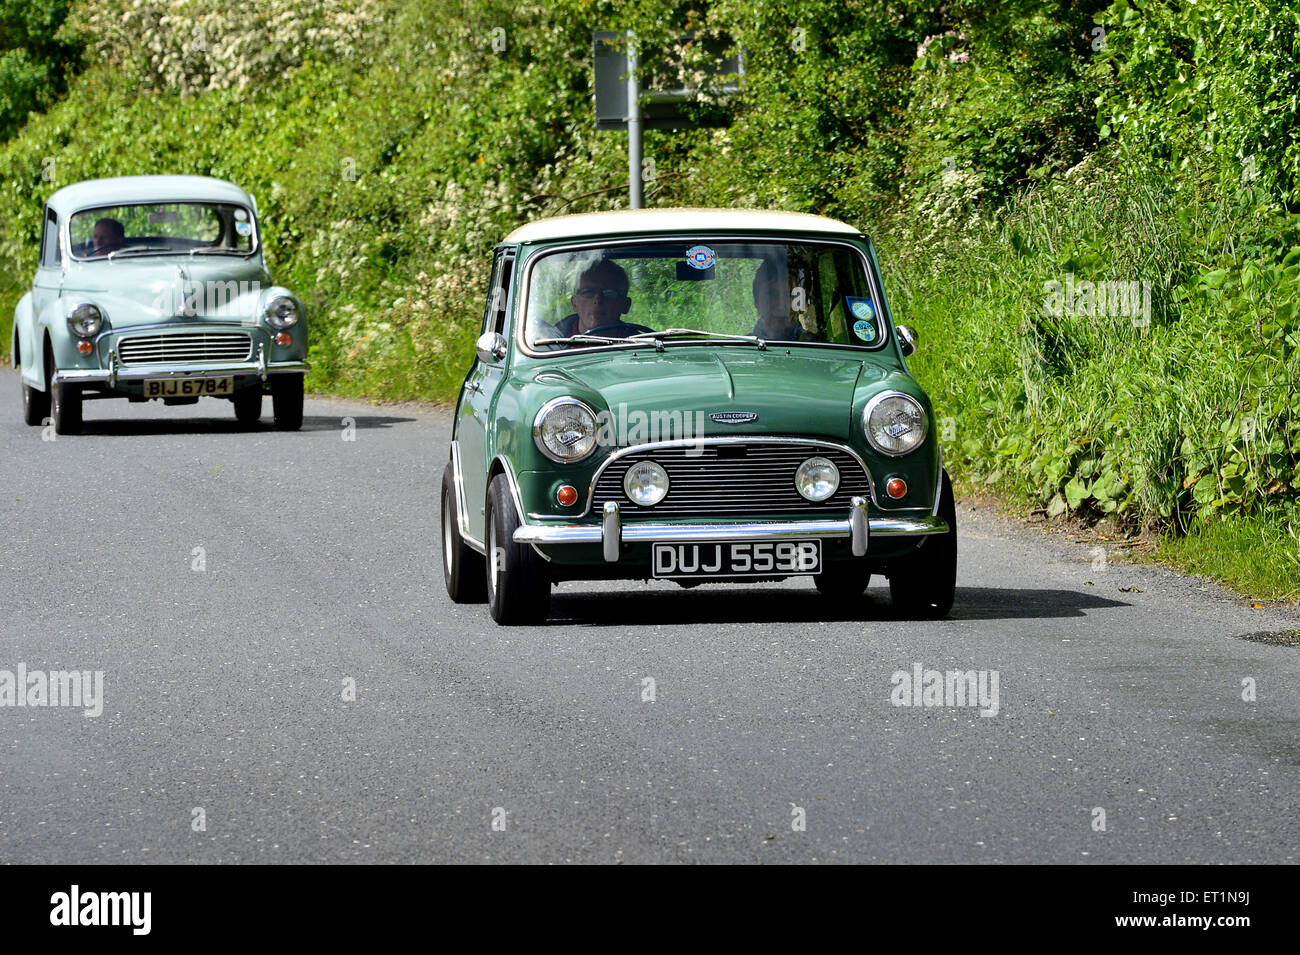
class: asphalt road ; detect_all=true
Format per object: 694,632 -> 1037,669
1,368 -> 1298,864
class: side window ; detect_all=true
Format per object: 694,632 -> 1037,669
481,250 -> 515,335
492,254 -> 514,334
40,208 -> 61,268
481,251 -> 505,334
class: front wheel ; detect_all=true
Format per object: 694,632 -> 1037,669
888,469 -> 957,618
271,375 -> 303,431
485,473 -> 550,625
442,463 -> 487,603
21,378 -> 49,426
813,562 -> 872,601
51,378 -> 82,435
233,388 -> 262,425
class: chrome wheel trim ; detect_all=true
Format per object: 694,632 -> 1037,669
487,509 -> 500,603
442,492 -> 455,579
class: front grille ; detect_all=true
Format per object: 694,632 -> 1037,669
591,441 -> 872,518
118,331 -> 252,365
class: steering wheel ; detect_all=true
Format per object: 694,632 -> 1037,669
584,322 -> 655,338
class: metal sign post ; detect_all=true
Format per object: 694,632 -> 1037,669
627,35 -> 642,210
594,31 -> 741,210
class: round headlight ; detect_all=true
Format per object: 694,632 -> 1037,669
795,456 -> 840,502
863,392 -> 928,456
264,294 -> 299,329
623,461 -> 669,507
533,397 -> 598,463
67,303 -> 103,338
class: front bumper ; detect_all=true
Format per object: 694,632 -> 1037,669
53,344 -> 309,387
512,497 -> 949,563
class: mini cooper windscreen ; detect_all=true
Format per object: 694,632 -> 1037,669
523,241 -> 883,350
68,202 -> 257,259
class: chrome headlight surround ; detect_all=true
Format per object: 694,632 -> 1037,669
263,290 -> 300,329
533,397 -> 599,464
794,456 -> 841,502
66,303 -> 104,338
623,460 -> 670,507
863,391 -> 928,457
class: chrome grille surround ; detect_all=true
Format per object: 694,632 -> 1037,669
118,331 -> 253,365
586,437 -> 879,518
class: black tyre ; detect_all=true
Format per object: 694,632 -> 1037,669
51,377 -> 82,435
813,561 -> 872,600
442,463 -> 487,603
21,378 -> 49,426
271,375 -> 303,431
485,473 -> 550,625
888,469 -> 957,618
233,388 -> 262,425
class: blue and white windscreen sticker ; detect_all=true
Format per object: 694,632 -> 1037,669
846,296 -> 877,342
235,221 -> 252,237
685,245 -> 716,270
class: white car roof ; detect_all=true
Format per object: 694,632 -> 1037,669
46,175 -> 256,217
504,208 -> 863,243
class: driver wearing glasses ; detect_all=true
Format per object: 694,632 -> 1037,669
555,259 -> 640,338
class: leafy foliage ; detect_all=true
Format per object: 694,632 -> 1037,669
0,0 -> 81,141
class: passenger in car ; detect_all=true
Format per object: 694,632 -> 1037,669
750,258 -> 811,341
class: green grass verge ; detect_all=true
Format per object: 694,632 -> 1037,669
1154,513 -> 1300,603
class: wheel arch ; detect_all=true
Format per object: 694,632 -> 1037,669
12,291 -> 33,372
485,455 -> 538,556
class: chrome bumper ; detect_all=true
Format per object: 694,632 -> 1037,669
54,344 -> 309,387
512,497 -> 949,563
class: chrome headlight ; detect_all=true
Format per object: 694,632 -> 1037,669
263,293 -> 300,329
533,397 -> 598,463
67,303 -> 103,338
794,456 -> 840,502
624,461 -> 669,506
863,392 -> 928,456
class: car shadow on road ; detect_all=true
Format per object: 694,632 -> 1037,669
73,413 -> 415,436
547,585 -> 1130,626
298,414 -> 416,432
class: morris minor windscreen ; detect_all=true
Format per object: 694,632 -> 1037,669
523,240 -> 882,350
68,202 -> 257,259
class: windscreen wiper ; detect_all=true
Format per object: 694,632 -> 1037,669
626,328 -> 760,343
105,247 -> 175,260
625,328 -> 769,350
532,334 -> 633,346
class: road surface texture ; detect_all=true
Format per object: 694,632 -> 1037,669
2,369 -> 1297,863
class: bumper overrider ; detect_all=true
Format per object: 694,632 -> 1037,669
513,497 -> 950,563
52,343 -> 309,387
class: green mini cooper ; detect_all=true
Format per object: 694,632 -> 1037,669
442,209 -> 956,624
